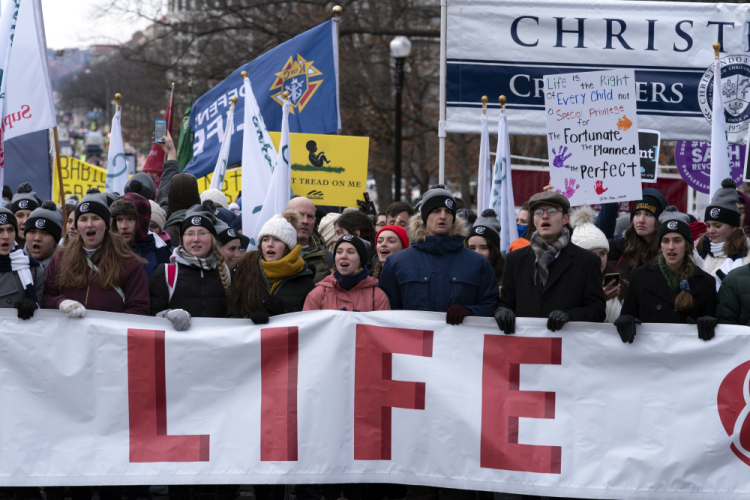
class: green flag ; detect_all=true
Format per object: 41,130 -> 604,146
176,88 -> 194,172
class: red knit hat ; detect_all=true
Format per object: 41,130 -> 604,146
376,225 -> 410,251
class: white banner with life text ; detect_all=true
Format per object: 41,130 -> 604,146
0,310 -> 750,499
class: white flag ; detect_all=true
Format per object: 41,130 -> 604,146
710,58 -> 732,199
247,99 -> 292,250
105,108 -> 127,194
491,113 -> 518,256
476,113 -> 491,213
209,104 -> 236,191
0,0 -> 56,188
240,76 -> 277,246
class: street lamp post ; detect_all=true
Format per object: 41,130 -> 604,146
390,36 -> 411,203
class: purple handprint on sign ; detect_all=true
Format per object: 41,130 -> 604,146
556,178 -> 580,199
552,146 -> 572,169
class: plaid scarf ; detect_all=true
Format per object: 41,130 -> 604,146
0,245 -> 40,304
529,227 -> 570,286
171,246 -> 217,271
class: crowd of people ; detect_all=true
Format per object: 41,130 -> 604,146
3,133 -> 750,500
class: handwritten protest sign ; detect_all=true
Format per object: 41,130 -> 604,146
544,69 -> 641,206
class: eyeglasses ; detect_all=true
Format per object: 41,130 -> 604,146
184,230 -> 211,238
533,207 -> 560,217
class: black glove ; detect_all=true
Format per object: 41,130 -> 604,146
446,304 -> 472,325
494,307 -> 516,334
547,310 -> 571,332
14,298 -> 37,320
263,294 -> 287,316
689,316 -> 718,341
614,314 -> 641,344
356,198 -> 377,216
249,310 -> 270,325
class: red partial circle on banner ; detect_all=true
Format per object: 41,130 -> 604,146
718,360 -> 750,466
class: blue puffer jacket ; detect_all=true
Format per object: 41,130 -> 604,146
133,232 -> 172,279
378,215 -> 498,316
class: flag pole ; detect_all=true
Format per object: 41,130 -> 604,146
115,93 -> 121,111
52,126 -> 66,222
481,96 -> 487,115
499,95 -> 506,115
333,5 -> 342,134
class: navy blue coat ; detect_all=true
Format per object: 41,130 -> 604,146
133,233 -> 172,279
378,235 -> 498,317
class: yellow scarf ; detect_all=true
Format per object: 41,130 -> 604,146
261,245 -> 305,292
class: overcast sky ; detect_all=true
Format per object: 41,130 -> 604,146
40,0 -> 154,50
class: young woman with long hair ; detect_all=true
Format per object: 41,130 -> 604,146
43,192 -> 149,316
148,202 -> 231,331
465,209 -> 505,291
372,224 -> 409,279
303,234 -> 390,311
228,210 -> 315,323
334,210 -> 378,271
695,178 -> 750,290
615,207 -> 717,344
61,206 -> 78,248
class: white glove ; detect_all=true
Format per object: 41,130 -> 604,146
59,299 -> 86,318
156,309 -> 192,331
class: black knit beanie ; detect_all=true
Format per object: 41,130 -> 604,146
334,234 -> 369,269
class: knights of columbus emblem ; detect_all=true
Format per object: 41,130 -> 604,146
270,54 -> 323,114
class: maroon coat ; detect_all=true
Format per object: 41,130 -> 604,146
42,249 -> 150,315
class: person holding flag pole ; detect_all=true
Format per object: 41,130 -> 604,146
476,96 -> 491,213
209,96 -> 238,191
490,95 -> 519,255
710,42 -> 732,199
248,91 -> 293,251
105,93 -> 127,195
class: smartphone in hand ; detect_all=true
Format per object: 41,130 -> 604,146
154,120 -> 167,143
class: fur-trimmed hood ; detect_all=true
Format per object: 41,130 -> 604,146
408,212 -> 468,243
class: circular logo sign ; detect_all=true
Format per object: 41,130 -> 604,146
700,55 -> 750,134
79,203 -> 89,213
718,361 -> 750,466
445,199 -> 454,209
191,217 -> 202,226
475,226 -> 486,234
0,215 -> 8,225
227,229 -> 237,238
342,234 -> 354,241
667,221 -> 678,230
18,200 -> 28,209
711,208 -> 721,218
35,220 -> 44,228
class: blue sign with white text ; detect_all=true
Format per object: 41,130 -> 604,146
184,20 -> 340,179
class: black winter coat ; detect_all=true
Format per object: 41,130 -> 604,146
620,261 -> 717,324
149,262 -> 228,318
498,242 -> 606,322
227,265 -> 315,318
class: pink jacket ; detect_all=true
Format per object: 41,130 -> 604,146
303,274 -> 391,312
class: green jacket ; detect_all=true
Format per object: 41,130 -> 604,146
303,230 -> 332,283
717,264 -> 750,326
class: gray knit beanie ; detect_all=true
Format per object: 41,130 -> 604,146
419,184 -> 456,223
11,183 -> 40,214
657,206 -> 692,244
468,209 -> 501,248
705,178 -> 741,227
25,201 -> 64,241
125,172 -> 156,201
180,201 -> 218,237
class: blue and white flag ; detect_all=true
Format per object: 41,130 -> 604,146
240,76 -> 278,246
710,58 -> 731,199
476,113 -> 491,213
208,101 -> 236,191
490,113 -> 518,255
247,98 -> 292,250
105,108 -> 126,194
184,20 -> 340,179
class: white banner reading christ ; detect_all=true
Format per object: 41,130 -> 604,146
0,309 -> 749,499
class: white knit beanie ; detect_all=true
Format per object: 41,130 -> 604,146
200,188 -> 229,209
570,206 -> 608,251
318,212 -> 340,246
149,200 -> 167,232
258,211 -> 300,250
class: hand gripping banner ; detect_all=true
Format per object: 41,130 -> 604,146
1,309 -> 750,499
